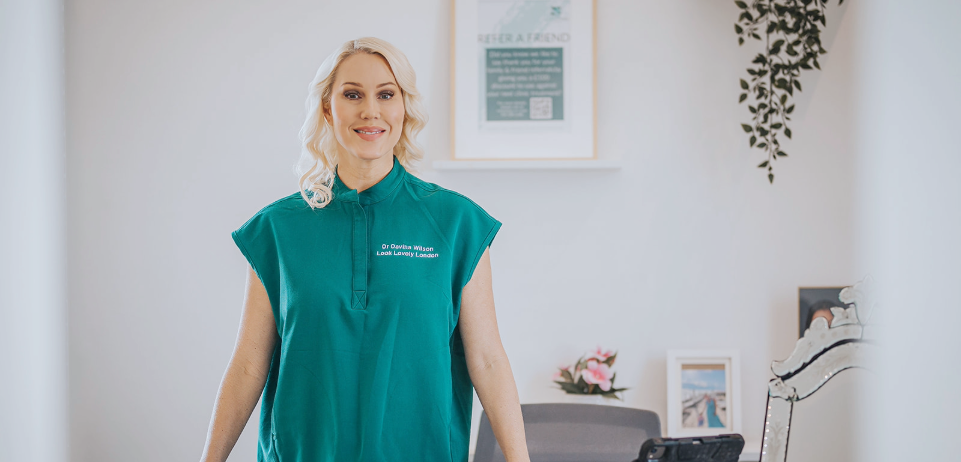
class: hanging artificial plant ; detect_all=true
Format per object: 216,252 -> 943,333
734,0 -> 844,183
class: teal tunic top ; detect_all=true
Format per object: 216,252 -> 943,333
231,156 -> 501,462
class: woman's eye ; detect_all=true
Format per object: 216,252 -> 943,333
379,91 -> 394,100
344,91 -> 360,99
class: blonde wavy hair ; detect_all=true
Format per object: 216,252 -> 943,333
296,37 -> 428,209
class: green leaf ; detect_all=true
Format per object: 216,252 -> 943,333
735,24 -> 744,34
741,124 -> 754,133
758,160 -> 769,168
557,382 -> 584,394
739,37 -> 745,46
758,126 -> 769,136
749,135 -> 757,147
739,93 -> 748,103
749,105 -> 757,114
777,151 -> 788,157
771,123 -> 783,129
561,369 -> 574,382
786,105 -> 795,114
780,94 -> 788,105
757,142 -> 768,149
740,79 -> 749,90
784,127 -> 792,138
773,39 -> 785,49
793,80 -> 802,91
768,173 -> 774,183
734,0 -> 748,8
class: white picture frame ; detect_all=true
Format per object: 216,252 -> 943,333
450,0 -> 597,160
666,350 -> 742,437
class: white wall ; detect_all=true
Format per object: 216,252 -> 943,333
854,2 -> 961,461
64,0 -> 858,460
0,1 -> 69,461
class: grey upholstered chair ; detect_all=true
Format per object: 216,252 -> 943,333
473,403 -> 661,462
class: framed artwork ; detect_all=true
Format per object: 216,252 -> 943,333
798,287 -> 846,337
666,350 -> 742,437
450,0 -> 597,160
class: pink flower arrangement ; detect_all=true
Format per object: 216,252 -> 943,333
582,360 -> 613,391
553,346 -> 628,399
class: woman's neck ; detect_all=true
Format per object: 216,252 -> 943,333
336,155 -> 394,193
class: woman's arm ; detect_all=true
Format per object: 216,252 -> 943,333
200,265 -> 279,462
459,249 -> 531,462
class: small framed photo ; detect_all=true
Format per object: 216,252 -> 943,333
450,0 -> 597,160
666,350 -> 741,437
798,287 -> 846,337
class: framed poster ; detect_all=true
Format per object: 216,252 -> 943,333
798,287 -> 847,337
451,0 -> 597,160
666,350 -> 742,438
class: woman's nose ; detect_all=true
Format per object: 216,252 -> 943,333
360,98 -> 379,120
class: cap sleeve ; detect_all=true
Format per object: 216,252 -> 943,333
450,196 -> 502,315
231,210 -> 281,323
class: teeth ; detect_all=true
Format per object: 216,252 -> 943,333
355,130 -> 383,134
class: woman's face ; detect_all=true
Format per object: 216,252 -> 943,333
325,53 -> 405,164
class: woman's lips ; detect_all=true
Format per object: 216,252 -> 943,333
353,126 -> 386,141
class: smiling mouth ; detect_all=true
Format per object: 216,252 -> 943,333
354,129 -> 385,134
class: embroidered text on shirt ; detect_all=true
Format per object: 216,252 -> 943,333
375,243 -> 439,259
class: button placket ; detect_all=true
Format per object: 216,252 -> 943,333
350,202 -> 368,310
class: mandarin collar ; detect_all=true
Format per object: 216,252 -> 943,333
332,156 -> 405,205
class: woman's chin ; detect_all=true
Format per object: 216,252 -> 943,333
344,149 -> 392,163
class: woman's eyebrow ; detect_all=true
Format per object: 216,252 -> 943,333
342,82 -> 397,88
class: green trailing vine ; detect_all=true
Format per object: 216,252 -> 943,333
734,0 -> 844,183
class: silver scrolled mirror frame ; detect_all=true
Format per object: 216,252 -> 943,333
759,277 -> 876,462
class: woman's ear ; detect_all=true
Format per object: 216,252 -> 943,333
322,104 -> 331,125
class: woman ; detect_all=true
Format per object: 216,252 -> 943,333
199,37 -> 530,462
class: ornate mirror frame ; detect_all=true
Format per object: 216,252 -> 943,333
759,278 -> 875,462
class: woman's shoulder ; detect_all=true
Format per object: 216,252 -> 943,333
257,191 -> 312,212
238,191 -> 313,226
404,175 -> 491,215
